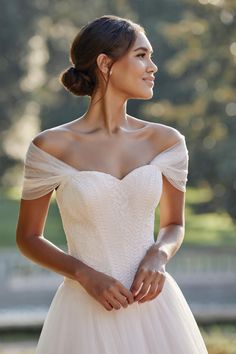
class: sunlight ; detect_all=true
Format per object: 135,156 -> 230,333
20,35 -> 49,92
230,42 -> 236,56
225,103 -> 236,117
220,10 -> 234,25
198,0 -> 224,5
3,102 -> 41,160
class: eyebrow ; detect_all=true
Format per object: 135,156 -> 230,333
133,46 -> 153,54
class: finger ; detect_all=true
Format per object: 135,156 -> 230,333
114,292 -> 129,308
134,281 -> 152,302
106,295 -> 123,310
130,270 -> 146,296
157,274 -> 166,293
102,299 -> 113,311
138,278 -> 159,303
140,274 -> 166,303
119,285 -> 134,305
147,274 -> 166,301
133,269 -> 157,301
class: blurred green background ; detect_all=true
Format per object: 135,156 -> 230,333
0,0 -> 236,353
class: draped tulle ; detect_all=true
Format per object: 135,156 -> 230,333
21,134 -> 188,200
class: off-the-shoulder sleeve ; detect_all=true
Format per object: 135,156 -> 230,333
21,142 -> 63,200
152,135 -> 189,192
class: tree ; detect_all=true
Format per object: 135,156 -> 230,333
139,0 -> 236,221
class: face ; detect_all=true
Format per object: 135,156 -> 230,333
108,31 -> 158,100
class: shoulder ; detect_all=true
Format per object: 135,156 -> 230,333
127,115 -> 185,151
130,116 -> 184,150
32,125 -> 73,158
150,123 -> 184,150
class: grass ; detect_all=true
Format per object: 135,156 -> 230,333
0,197 -> 66,249
201,324 -> 236,354
0,186 -> 236,249
155,187 -> 236,246
184,187 -> 236,246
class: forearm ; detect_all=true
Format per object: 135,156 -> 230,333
16,235 -> 92,285
147,224 -> 185,266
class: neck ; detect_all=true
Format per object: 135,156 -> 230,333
83,87 -> 129,136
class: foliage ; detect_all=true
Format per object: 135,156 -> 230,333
140,0 -> 236,220
0,0 -> 235,222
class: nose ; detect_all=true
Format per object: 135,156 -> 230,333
152,62 -> 158,74
148,59 -> 158,74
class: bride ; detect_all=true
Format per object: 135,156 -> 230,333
16,14 -> 208,353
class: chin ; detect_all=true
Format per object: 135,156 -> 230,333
129,89 -> 154,100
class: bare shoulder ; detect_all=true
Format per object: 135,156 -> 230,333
127,115 -> 184,150
32,125 -> 72,158
148,122 -> 184,150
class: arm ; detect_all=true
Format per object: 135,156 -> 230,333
146,174 -> 185,266
16,192 -> 92,283
130,175 -> 186,302
16,192 -> 134,310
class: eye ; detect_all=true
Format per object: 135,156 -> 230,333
137,53 -> 146,58
137,53 -> 154,60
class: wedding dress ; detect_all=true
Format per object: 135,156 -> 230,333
21,134 -> 208,353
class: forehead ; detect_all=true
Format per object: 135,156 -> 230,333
131,31 -> 153,52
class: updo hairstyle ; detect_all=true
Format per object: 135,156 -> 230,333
59,15 -> 145,97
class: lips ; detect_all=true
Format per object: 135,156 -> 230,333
143,77 -> 155,82
143,77 -> 155,87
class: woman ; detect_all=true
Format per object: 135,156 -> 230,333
16,15 -> 208,354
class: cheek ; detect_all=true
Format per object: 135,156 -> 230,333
111,59 -> 144,88
123,58 -> 145,77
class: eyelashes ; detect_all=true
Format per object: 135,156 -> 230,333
137,53 -> 154,60
137,53 -> 146,58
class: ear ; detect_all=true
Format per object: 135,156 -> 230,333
96,53 -> 113,75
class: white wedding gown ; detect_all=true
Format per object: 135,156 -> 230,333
21,134 -> 208,354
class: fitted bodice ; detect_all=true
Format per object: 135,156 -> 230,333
21,134 -> 189,288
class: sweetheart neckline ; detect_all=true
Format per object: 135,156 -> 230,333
65,164 -> 159,183
30,137 -> 184,182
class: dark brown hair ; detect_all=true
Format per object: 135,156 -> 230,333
59,15 -> 145,97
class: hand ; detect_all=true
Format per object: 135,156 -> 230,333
78,267 -> 134,311
130,248 -> 166,304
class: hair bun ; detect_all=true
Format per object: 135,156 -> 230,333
59,66 -> 94,96
68,66 -> 79,75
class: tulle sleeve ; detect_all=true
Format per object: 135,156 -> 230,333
152,135 -> 189,192
21,142 -> 63,200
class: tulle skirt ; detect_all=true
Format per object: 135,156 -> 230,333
35,272 -> 208,354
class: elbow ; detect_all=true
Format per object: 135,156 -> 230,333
173,223 -> 185,238
16,225 -> 34,256
16,224 -> 21,248
16,227 -> 26,255
16,225 -> 43,256
164,222 -> 185,230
